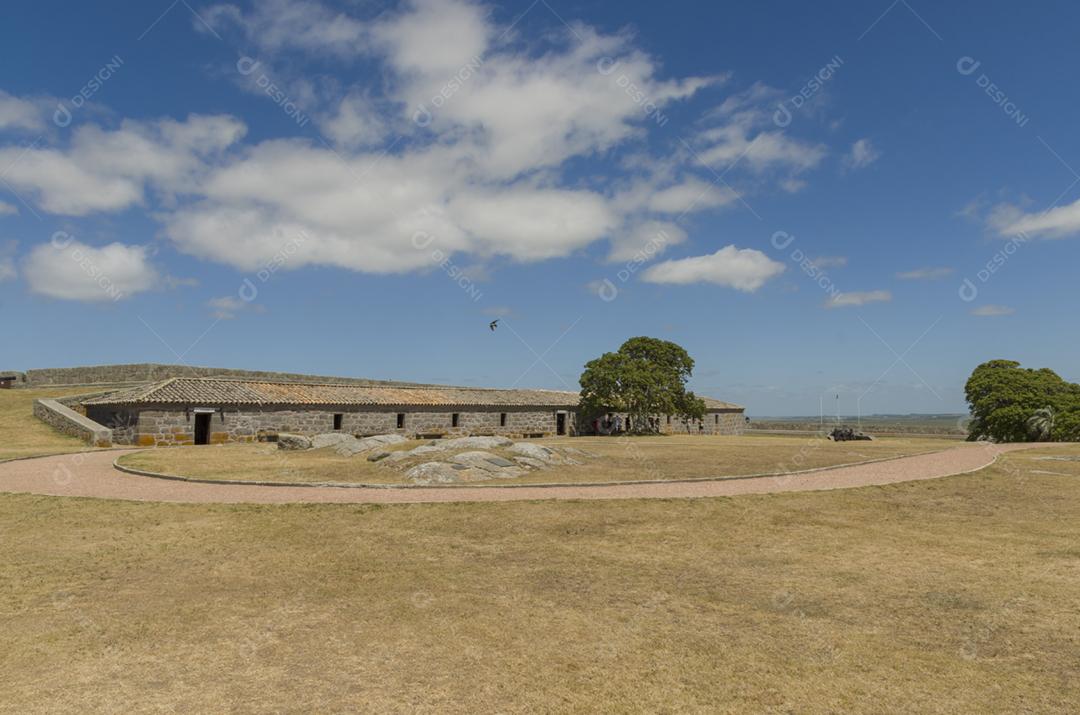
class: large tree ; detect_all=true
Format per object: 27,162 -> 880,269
964,360 -> 1080,442
579,337 -> 706,433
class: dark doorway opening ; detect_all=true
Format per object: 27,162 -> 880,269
194,413 -> 212,445
333,413 -> 343,431
556,413 -> 567,436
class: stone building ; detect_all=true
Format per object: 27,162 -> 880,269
77,377 -> 745,446
587,397 -> 747,436
82,377 -> 582,446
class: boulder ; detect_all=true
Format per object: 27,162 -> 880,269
311,433 -> 354,449
383,436 -> 515,462
449,451 -> 526,477
513,456 -> 547,470
507,442 -> 561,463
405,461 -> 491,485
276,433 -> 312,451
337,433 -> 408,456
427,436 -> 514,452
404,444 -> 445,457
366,450 -> 391,462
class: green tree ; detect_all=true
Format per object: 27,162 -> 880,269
579,337 -> 706,434
964,360 -> 1080,442
1026,406 -> 1055,442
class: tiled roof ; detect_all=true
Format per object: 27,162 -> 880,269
83,377 -> 583,408
82,377 -> 745,411
701,396 -> 744,410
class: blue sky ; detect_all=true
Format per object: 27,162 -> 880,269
0,0 -> 1076,416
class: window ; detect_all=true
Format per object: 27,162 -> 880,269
396,413 -> 405,429
500,413 -> 507,427
333,414 -> 343,431
452,413 -> 460,428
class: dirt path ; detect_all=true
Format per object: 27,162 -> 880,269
0,443 -> 1041,505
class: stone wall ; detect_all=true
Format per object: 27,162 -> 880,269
117,404 -> 744,446
18,364 -> 436,388
583,409 -> 745,436
118,406 -> 576,446
84,405 -> 140,444
33,399 -> 114,447
0,371 -> 28,387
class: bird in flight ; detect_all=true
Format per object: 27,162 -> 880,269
489,319 -> 499,331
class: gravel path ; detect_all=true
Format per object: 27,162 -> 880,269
0,443 -> 1040,504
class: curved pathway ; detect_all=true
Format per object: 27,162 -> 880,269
0,443 -> 1040,504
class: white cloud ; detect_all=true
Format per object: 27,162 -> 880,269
645,178 -> 736,214
695,86 -> 827,178
411,24 -> 717,180
897,266 -> 953,280
23,241 -> 160,301
710,82 -> 781,118
448,186 -> 617,261
0,240 -> 16,282
0,0 -> 830,282
372,0 -> 492,78
824,290 -> 891,309
698,123 -> 825,174
779,177 -> 807,193
0,201 -> 18,216
641,246 -> 785,292
989,197 -> 1080,239
971,304 -> 1015,317
584,280 -> 615,300
207,295 -> 264,319
607,220 -> 685,263
202,0 -> 368,56
810,256 -> 847,269
843,138 -> 879,170
0,115 -> 245,215
956,195 -> 987,222
321,93 -> 387,149
0,89 -> 44,132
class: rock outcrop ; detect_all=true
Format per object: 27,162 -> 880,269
392,440 -> 592,484
335,434 -> 408,456
277,433 -> 313,451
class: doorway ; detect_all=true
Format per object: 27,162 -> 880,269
556,412 -> 567,436
194,413 -> 212,445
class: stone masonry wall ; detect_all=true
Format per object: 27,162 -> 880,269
33,399 -> 114,447
122,406 -> 576,446
0,371 -> 27,387
584,409 -> 745,436
84,405 -> 140,444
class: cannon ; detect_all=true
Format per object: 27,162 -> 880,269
828,426 -> 874,442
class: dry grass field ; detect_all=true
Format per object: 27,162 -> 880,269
4,389 -> 1080,712
2,447 -> 1079,712
0,387 -> 106,461
117,434 -> 954,485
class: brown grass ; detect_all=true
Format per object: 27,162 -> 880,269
0,387 -> 107,461
117,434 -> 955,485
2,446 -> 1080,712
